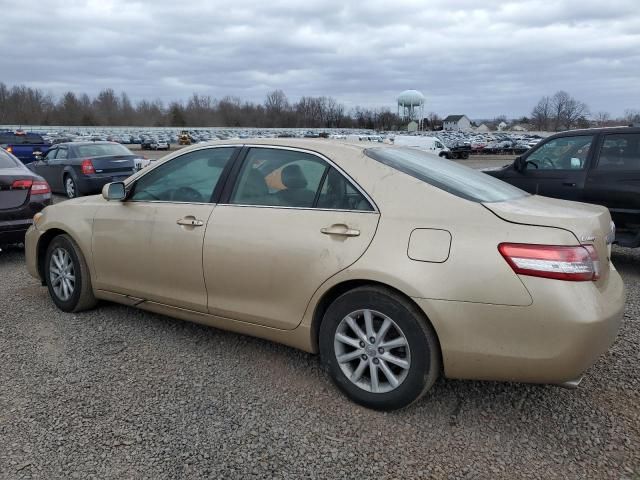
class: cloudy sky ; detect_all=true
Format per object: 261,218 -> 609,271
1,0 -> 639,118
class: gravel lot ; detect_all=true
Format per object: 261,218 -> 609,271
1,155 -> 639,479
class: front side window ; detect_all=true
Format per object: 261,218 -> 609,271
130,147 -> 235,203
44,148 -> 58,160
365,147 -> 527,203
230,148 -> 328,208
597,133 -> 640,170
526,135 -> 593,170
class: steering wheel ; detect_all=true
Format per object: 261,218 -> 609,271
541,157 -> 555,169
172,186 -> 203,203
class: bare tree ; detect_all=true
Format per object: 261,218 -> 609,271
594,111 -> 610,127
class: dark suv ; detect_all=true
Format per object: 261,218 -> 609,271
486,127 -> 640,247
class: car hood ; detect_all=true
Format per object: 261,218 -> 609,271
483,194 -> 614,277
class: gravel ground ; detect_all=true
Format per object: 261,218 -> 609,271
1,248 -> 639,479
2,154 -> 639,479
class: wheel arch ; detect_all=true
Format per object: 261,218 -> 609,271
310,279 -> 443,368
37,228 -> 78,280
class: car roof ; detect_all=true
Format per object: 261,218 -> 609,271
547,126 -> 640,137
53,141 -> 121,146
173,138 -> 385,160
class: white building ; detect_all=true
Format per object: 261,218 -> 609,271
443,115 -> 472,131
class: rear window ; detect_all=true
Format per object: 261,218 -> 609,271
0,149 -> 20,168
75,144 -> 132,157
365,147 -> 528,203
0,133 -> 46,145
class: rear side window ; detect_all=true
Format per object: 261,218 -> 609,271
365,147 -> 528,203
317,168 -> 373,211
230,148 -> 328,208
0,149 -> 20,168
597,133 -> 640,170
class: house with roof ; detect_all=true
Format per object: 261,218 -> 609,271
443,115 -> 472,131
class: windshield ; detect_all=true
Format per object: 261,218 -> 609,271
365,147 -> 528,203
75,143 -> 132,157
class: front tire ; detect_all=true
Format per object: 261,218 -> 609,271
44,234 -> 97,312
319,286 -> 441,411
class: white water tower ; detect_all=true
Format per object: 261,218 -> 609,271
397,90 -> 425,129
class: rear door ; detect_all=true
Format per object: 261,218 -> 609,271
583,132 -> 640,227
203,146 -> 380,330
501,134 -> 594,201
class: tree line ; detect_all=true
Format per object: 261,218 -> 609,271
0,83 -> 403,130
530,90 -> 639,131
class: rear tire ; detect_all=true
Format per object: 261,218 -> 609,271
64,175 -> 78,199
44,234 -> 97,313
319,286 -> 441,411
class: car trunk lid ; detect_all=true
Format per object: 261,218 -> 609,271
88,155 -> 136,174
483,194 -> 614,280
0,168 -> 32,210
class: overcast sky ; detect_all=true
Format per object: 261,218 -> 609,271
1,0 -> 639,118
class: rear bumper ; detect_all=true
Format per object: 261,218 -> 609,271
414,264 -> 625,385
76,173 -> 131,195
0,219 -> 31,245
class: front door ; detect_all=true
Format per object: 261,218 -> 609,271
30,147 -> 58,188
203,147 -> 380,330
505,134 -> 594,201
91,146 -> 237,312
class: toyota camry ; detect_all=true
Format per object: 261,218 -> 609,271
25,139 -> 624,410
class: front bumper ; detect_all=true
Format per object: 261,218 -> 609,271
414,263 -> 625,385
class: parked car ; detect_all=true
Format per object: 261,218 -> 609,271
27,142 -> 137,199
0,148 -> 51,248
0,130 -> 51,164
24,139 -> 623,410
152,140 -> 170,151
485,127 -> 640,247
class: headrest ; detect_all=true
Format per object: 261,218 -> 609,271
281,164 -> 307,189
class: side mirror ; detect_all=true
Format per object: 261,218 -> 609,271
102,182 -> 126,201
513,155 -> 525,172
34,152 -> 44,161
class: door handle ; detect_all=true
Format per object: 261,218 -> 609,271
562,182 -> 577,187
177,217 -> 204,227
321,224 -> 360,237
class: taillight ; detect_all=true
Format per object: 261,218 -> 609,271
11,179 -> 33,189
6,146 -> 13,153
81,159 -> 95,175
498,243 -> 599,282
31,180 -> 51,195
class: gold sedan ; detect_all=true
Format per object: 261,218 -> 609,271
25,139 -> 624,410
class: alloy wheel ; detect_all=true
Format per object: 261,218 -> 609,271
65,177 -> 75,198
334,309 -> 411,393
49,247 -> 75,301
